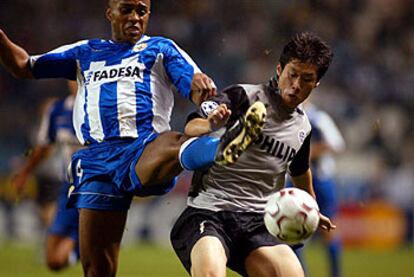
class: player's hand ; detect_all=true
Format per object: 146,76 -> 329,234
208,104 -> 231,131
190,72 -> 217,106
318,213 -> 336,232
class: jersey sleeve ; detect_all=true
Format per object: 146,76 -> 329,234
185,84 -> 250,124
161,39 -> 201,99
29,40 -> 88,80
313,112 -> 346,152
201,85 -> 250,120
289,131 -> 312,177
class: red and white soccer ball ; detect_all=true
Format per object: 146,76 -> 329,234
264,188 -> 320,244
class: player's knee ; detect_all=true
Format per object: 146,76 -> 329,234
82,257 -> 117,277
191,264 -> 224,277
246,245 -> 304,277
274,245 -> 304,277
46,256 -> 68,272
81,253 -> 117,277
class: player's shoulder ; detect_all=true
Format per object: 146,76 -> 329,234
222,83 -> 268,107
221,83 -> 263,95
299,109 -> 312,133
145,35 -> 173,45
75,38 -> 135,52
87,38 -> 123,50
221,84 -> 245,94
145,35 -> 184,50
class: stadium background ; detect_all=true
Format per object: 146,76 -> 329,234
0,0 -> 413,276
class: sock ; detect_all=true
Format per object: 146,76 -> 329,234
179,136 -> 220,170
68,250 -> 79,266
328,239 -> 342,277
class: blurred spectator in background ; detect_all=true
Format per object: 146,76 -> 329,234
12,97 -> 64,229
304,100 -> 346,277
11,81 -> 81,271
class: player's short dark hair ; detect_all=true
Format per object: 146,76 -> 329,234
279,32 -> 333,81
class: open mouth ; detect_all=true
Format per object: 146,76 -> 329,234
126,26 -> 141,36
287,94 -> 298,101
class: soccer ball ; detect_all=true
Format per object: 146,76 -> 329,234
264,188 -> 320,244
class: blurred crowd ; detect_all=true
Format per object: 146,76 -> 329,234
0,0 -> 413,239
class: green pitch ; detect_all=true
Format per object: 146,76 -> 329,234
0,241 -> 413,276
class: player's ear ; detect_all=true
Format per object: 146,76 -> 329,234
106,8 -> 113,22
315,81 -> 320,87
276,64 -> 282,77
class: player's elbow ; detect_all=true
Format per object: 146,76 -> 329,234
10,65 -> 33,79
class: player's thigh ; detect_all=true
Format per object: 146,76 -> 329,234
135,131 -> 187,185
245,245 -> 304,277
191,236 -> 227,277
79,209 -> 127,265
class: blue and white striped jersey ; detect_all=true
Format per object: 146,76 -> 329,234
30,35 -> 201,145
306,103 -> 345,179
36,95 -> 80,179
37,96 -> 75,145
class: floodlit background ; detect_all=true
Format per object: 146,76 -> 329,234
0,0 -> 413,276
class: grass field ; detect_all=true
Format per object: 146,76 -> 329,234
0,241 -> 413,276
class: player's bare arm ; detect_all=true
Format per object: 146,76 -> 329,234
190,72 -> 217,106
11,145 -> 53,194
291,169 -> 316,198
184,104 -> 231,137
291,169 -> 336,231
0,28 -> 33,79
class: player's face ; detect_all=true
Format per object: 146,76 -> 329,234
106,0 -> 151,44
277,60 -> 319,109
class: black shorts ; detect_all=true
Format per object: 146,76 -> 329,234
35,175 -> 62,205
170,206 -> 283,276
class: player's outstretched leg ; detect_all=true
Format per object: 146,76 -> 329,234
179,101 -> 267,170
216,101 -> 266,165
135,101 -> 266,188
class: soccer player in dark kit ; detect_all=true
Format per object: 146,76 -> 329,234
171,32 -> 336,277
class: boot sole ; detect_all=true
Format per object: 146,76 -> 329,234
218,101 -> 266,165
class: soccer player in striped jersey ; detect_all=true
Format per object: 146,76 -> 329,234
171,32 -> 336,277
12,81 -> 81,271
0,1 -> 240,275
304,102 -> 346,277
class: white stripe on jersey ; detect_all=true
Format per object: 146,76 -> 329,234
117,79 -> 138,137
74,67 -> 86,145
150,53 -> 174,133
36,102 -> 53,146
85,61 -> 105,142
116,56 -> 146,137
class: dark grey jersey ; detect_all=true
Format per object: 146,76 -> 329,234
188,81 -> 312,212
